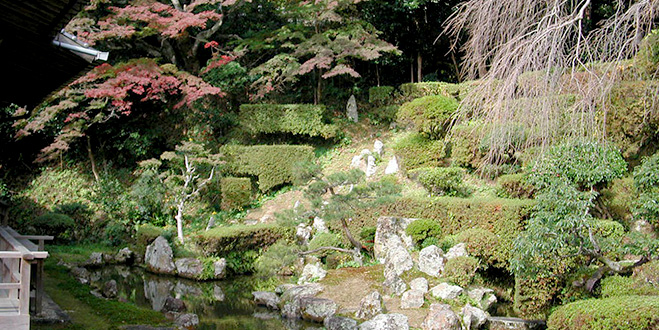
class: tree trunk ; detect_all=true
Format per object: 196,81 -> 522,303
86,135 -> 99,183
176,200 -> 185,244
417,53 -> 423,82
376,63 -> 380,87
410,60 -> 414,83
316,69 -> 323,105
340,218 -> 363,252
451,51 -> 461,83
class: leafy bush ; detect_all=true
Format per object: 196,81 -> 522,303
547,296 -> 659,330
220,177 -> 252,211
397,95 -> 459,139
221,144 -> 316,191
497,173 -> 535,198
130,165 -> 169,226
369,86 -> 395,105
399,82 -> 469,100
410,167 -> 471,197
438,235 -> 458,251
22,167 -> 95,212
405,219 -> 442,245
308,232 -> 345,258
635,29 -> 659,78
194,223 -> 293,256
52,202 -> 95,241
633,152 -> 659,227
32,212 -> 75,240
514,273 -> 565,318
448,120 -> 487,169
254,240 -> 300,277
367,105 -> 399,126
443,256 -> 479,287
601,261 -> 659,297
456,228 -> 500,268
238,104 -> 338,138
225,250 -> 259,275
392,132 -> 446,170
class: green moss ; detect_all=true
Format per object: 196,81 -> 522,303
220,177 -> 252,211
397,95 -> 459,139
194,223 -> 293,256
547,295 -> 659,330
238,104 -> 338,138
392,132 -> 447,170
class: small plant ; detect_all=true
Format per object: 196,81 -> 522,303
406,219 -> 442,246
443,256 -> 479,287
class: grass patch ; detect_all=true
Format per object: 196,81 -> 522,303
48,243 -> 118,264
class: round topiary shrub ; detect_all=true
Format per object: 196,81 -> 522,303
32,212 -> 75,240
443,256 -> 479,287
405,219 -> 442,246
547,295 -> 659,330
397,95 -> 459,139
409,167 -> 471,197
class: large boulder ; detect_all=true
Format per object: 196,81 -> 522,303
385,157 -> 399,175
384,237 -> 414,276
418,245 -> 445,277
213,258 -> 227,279
366,155 -> 377,177
279,283 -> 324,319
313,217 -> 329,234
373,140 -> 384,156
359,313 -> 409,330
422,303 -> 461,330
382,274 -> 407,296
102,280 -> 117,298
400,290 -> 425,309
162,297 -> 187,314
253,291 -> 280,310
355,291 -> 385,320
174,313 -> 199,329
114,247 -> 135,265
145,236 -> 175,275
83,252 -> 105,268
445,243 -> 468,260
347,95 -> 358,122
299,297 -> 338,322
298,262 -> 327,284
296,223 -> 312,245
430,283 -> 464,300
175,258 -> 204,280
325,314 -> 358,330
467,287 -> 497,311
410,278 -> 429,293
374,216 -> 416,262
462,304 -> 488,330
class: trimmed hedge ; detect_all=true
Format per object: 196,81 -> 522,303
369,86 -> 395,105
397,95 -> 459,139
456,228 -> 500,268
448,120 -> 487,169
392,132 -> 447,171
547,296 -> 659,330
409,166 -> 470,197
221,144 -> 315,191
238,104 -> 338,138
601,261 -> 659,297
443,256 -> 479,287
220,177 -> 252,211
399,82 -> 471,100
497,173 -> 536,199
194,223 -> 293,256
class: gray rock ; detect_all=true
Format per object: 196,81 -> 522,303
253,291 -> 280,310
359,313 -> 409,330
382,274 -> 407,296
276,284 -> 297,295
298,262 -> 327,284
385,241 -> 413,276
162,297 -> 186,313
213,258 -> 227,279
145,236 -> 175,275
366,155 -> 377,177
299,297 -> 338,322
175,258 -> 204,279
144,279 -> 174,312
324,314 -> 358,330
313,217 -> 328,234
373,140 -> 384,156
467,287 -> 497,311
355,291 -> 385,320
384,157 -> 399,175
430,283 -> 464,300
410,277 -> 429,293
84,252 -> 104,267
462,304 -> 488,330
102,280 -> 117,298
347,95 -> 358,122
445,243 -> 468,260
174,313 -> 199,329
174,281 -> 202,297
422,303 -> 462,330
297,223 -> 312,245
400,289 -> 425,309
280,284 -> 325,319
115,247 -> 134,264
374,216 -> 416,262
213,284 -> 225,301
351,155 -> 364,169
361,149 -> 372,157
71,267 -> 90,284
488,317 -> 545,330
418,245 -> 445,277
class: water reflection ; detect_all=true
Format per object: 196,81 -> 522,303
87,266 -> 316,330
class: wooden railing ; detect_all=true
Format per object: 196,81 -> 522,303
0,226 -> 50,330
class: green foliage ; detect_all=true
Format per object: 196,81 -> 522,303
368,86 -> 395,105
443,256 -> 479,287
547,295 -> 659,330
515,273 -> 566,318
635,29 -> 659,78
405,219 -> 442,245
496,173 -> 536,199
633,152 -> 659,228
410,166 -> 471,197
225,250 -> 260,275
238,104 -> 338,138
399,82 -> 467,100
222,144 -> 316,191
220,177 -> 252,211
202,61 -> 250,96
456,228 -> 500,268
397,95 -> 459,139
392,132 -> 446,170
600,275 -> 659,298
528,139 -> 627,190
32,212 -> 75,241
254,240 -> 300,277
22,167 -> 95,212
135,224 -> 171,256
130,164 -> 169,226
366,105 -> 399,126
308,232 -> 345,257
194,223 -> 293,256
448,120 -> 487,169
600,177 -> 635,225
438,234 -> 458,252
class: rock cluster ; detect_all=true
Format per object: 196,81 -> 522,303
144,236 -> 226,280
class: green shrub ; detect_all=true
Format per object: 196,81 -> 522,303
601,261 -> 659,297
367,105 -> 399,126
497,173 -> 535,198
438,234 -> 458,251
220,177 -> 252,211
238,104 -> 338,138
308,232 -> 345,258
103,222 -> 132,247
514,273 -> 565,318
397,95 -> 459,139
369,86 -> 395,105
633,152 -> 659,227
635,29 -> 659,78
254,240 -> 300,277
222,144 -> 316,191
399,82 -> 468,100
547,295 -> 659,330
194,223 -> 293,256
405,219 -> 442,245
448,121 -> 487,169
225,250 -> 259,275
421,236 -> 441,249
392,132 -> 446,171
22,167 -> 95,212
32,212 -> 75,240
410,167 -> 471,197
456,228 -> 500,268
443,256 -> 479,287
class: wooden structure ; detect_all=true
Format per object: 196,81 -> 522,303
0,226 -> 51,330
